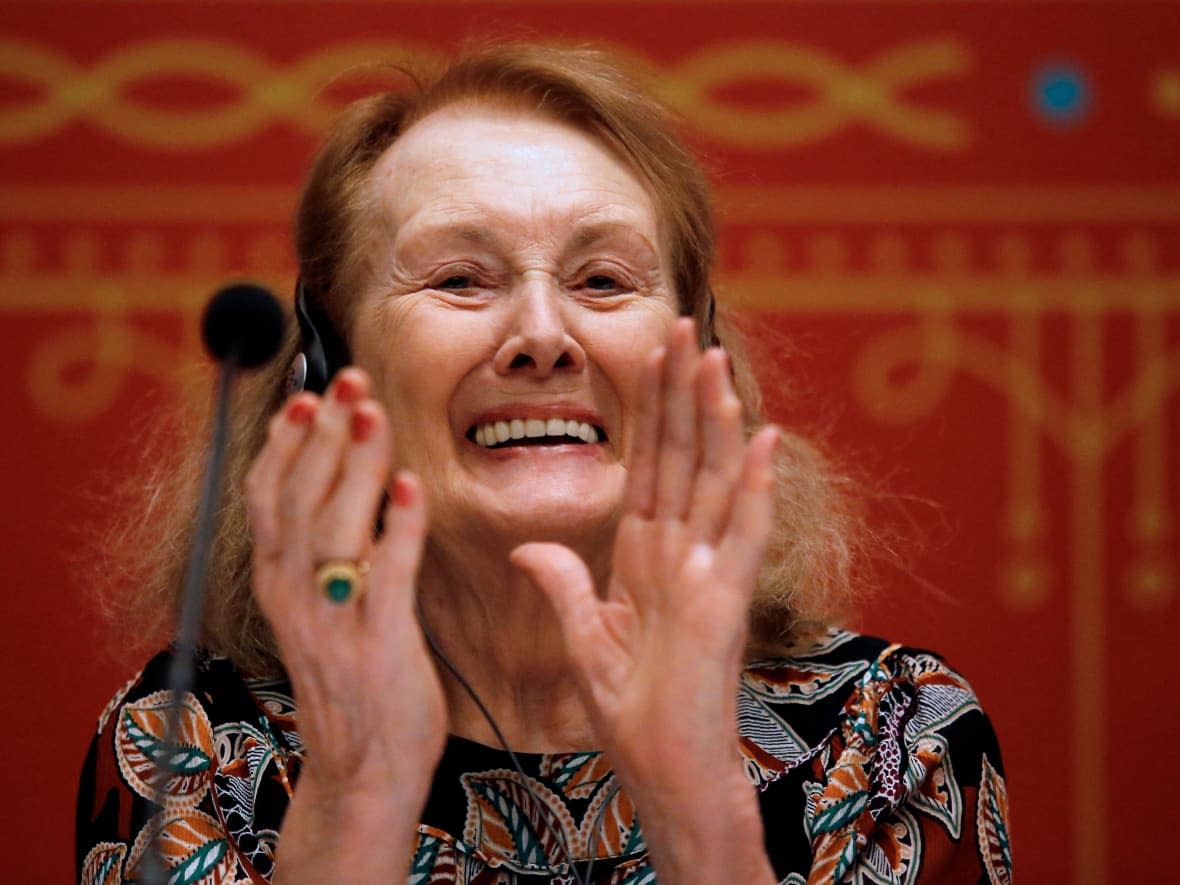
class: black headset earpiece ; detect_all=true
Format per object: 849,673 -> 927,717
290,278 -> 352,395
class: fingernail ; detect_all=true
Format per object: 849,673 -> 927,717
350,409 -> 375,442
286,398 -> 315,426
333,375 -> 361,404
391,472 -> 415,508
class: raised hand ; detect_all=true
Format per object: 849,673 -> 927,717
245,368 -> 446,880
511,319 -> 779,883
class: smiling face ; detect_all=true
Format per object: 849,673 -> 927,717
350,103 -> 678,552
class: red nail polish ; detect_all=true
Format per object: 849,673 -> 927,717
350,410 -> 375,442
286,398 -> 314,426
392,473 -> 415,508
334,376 -> 361,404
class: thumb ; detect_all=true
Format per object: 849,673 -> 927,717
510,542 -> 598,649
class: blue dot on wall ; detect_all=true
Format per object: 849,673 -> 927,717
1031,62 -> 1091,126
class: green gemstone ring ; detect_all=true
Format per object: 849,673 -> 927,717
315,559 -> 370,604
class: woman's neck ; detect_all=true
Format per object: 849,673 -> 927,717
415,534 -> 610,754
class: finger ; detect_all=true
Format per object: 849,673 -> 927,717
653,318 -> 700,519
368,470 -> 429,622
245,394 -> 319,559
277,369 -> 370,556
685,349 -> 744,541
314,399 -> 391,558
717,425 -> 780,594
510,543 -> 617,685
623,346 -> 664,516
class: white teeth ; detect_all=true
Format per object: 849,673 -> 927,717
472,417 -> 603,448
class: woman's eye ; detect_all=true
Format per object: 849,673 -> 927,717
582,274 -> 629,293
437,275 -> 474,290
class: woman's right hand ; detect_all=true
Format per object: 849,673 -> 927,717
245,367 -> 446,880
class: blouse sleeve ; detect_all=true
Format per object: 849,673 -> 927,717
802,646 -> 1012,885
76,651 -> 297,884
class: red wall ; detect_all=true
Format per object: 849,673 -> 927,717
2,2 -> 1177,881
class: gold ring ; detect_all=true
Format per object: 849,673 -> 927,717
315,560 -> 370,604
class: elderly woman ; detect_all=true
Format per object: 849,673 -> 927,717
77,45 -> 1010,884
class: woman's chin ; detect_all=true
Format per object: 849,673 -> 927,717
421,448 -> 626,546
453,470 -> 623,544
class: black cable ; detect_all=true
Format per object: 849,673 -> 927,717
416,601 -> 595,885
582,781 -> 623,885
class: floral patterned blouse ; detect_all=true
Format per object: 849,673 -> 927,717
76,629 -> 1012,883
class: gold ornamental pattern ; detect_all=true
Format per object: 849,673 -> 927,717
0,37 -> 971,150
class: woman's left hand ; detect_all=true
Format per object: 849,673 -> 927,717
511,318 -> 779,884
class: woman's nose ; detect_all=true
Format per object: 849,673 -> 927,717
492,283 -> 587,377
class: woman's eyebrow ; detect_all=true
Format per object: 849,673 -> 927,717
566,221 -> 659,258
395,217 -> 659,260
398,220 -> 498,250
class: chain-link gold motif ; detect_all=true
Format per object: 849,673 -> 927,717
0,38 -> 969,150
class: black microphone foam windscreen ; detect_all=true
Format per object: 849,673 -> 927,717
202,283 -> 287,368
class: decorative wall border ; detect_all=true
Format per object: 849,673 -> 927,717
0,37 -> 973,151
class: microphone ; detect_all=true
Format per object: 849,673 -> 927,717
145,283 -> 285,885
202,281 -> 287,368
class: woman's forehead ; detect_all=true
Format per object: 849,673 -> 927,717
369,104 -> 661,242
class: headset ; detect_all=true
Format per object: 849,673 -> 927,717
287,278 -> 352,396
